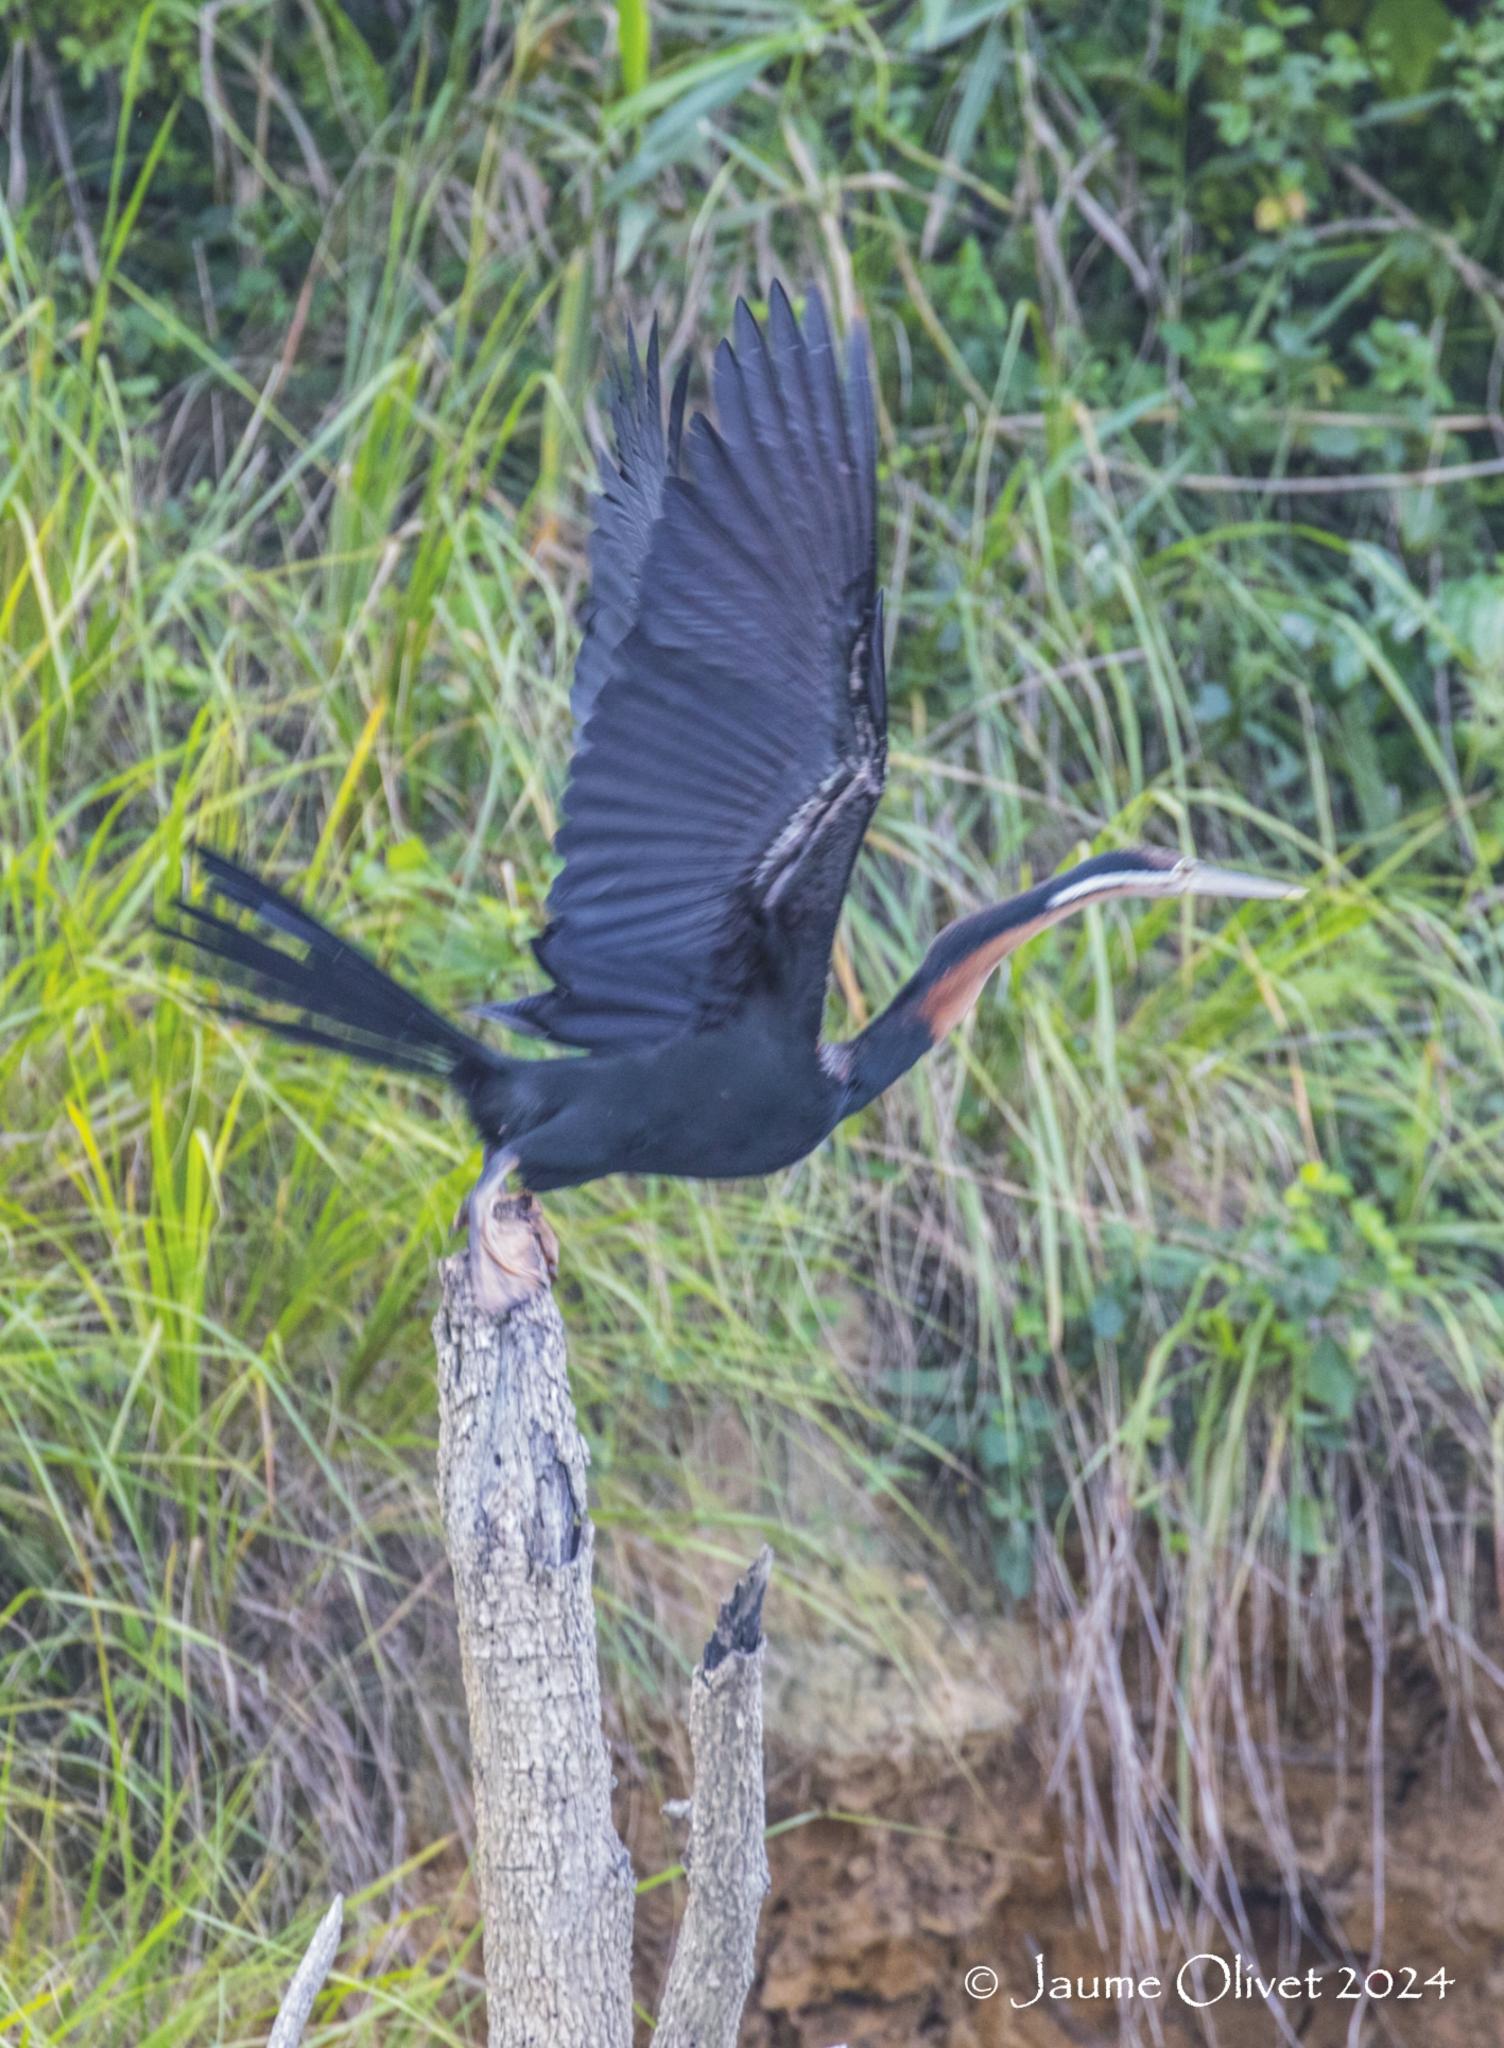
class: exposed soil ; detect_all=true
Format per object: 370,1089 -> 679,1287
627,1593 -> 1504,2048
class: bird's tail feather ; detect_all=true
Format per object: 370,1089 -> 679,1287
162,844 -> 500,1087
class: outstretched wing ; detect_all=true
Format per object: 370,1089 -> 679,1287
503,283 -> 885,1053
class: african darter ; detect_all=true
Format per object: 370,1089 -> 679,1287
166,285 -> 1300,1306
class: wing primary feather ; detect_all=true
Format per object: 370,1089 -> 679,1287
574,308 -> 682,728
799,287 -> 860,549
868,587 -> 887,729
760,285 -> 828,590
713,331 -> 790,541
667,356 -> 689,466
670,444 -> 800,601
846,324 -> 877,571
731,299 -> 797,499
629,319 -> 647,425
768,284 -> 835,553
713,335 -> 825,611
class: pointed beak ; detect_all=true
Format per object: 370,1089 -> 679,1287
1178,861 -> 1305,902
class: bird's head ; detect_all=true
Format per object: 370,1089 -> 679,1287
1036,846 -> 1304,916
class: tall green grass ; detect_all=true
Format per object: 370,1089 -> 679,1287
3,0 -> 1504,2036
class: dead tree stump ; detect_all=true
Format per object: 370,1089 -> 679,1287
434,1192 -> 775,2048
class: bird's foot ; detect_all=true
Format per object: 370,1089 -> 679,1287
464,1150 -> 558,1316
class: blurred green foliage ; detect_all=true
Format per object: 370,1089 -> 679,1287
4,0 -> 1504,2036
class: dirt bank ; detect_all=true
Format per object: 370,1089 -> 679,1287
628,1592 -> 1504,2047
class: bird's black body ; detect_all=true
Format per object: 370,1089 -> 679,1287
166,286 -> 1297,1202
474,1004 -> 846,1192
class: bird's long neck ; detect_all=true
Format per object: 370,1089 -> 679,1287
838,875 -> 1070,1115
829,845 -> 1297,1120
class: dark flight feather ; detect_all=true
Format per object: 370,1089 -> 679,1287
571,320 -> 690,729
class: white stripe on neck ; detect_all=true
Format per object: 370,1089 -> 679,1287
1046,868 -> 1166,910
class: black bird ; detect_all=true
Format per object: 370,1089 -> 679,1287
168,285 -> 1298,1302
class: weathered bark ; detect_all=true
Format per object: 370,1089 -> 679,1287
655,1548 -> 774,2048
438,1190 -> 781,2048
434,1217 -> 635,2048
266,1895 -> 342,2048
